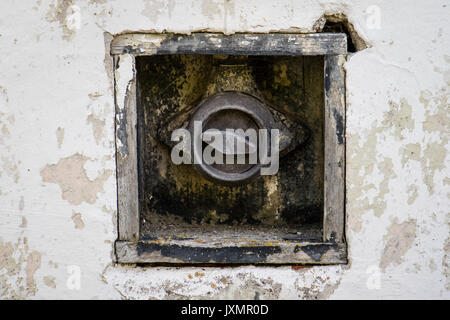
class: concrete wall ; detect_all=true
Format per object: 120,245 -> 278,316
0,0 -> 448,299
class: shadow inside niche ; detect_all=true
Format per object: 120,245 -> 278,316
315,13 -> 368,53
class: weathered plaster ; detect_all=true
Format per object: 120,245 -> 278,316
25,251 -> 42,295
40,153 -> 112,205
87,113 -> 105,145
56,127 -> 64,149
0,0 -> 448,299
45,0 -> 77,41
71,212 -> 85,230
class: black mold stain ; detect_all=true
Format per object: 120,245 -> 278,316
136,242 -> 282,263
333,108 -> 344,145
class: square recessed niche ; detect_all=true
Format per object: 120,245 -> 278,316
112,33 -> 347,264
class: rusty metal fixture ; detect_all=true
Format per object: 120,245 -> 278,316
189,91 -> 288,185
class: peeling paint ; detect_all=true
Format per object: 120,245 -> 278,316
141,0 -> 166,22
373,158 -> 396,217
71,212 -> 85,230
1,156 -> 20,183
43,276 -> 56,289
114,54 -> 135,157
420,89 -> 449,134
402,141 -> 447,195
40,154 -> 112,205
19,217 -> 27,228
0,0 -> 448,300
56,127 -> 64,149
87,113 -> 105,145
18,196 -> 24,211
407,184 -> 418,205
201,0 -> 223,21
444,237 -> 450,291
382,98 -> 414,140
45,0 -> 76,41
103,32 -> 114,92
380,219 -> 417,271
347,129 -> 375,231
0,238 -> 41,298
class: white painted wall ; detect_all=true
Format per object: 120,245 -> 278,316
0,0 -> 448,299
